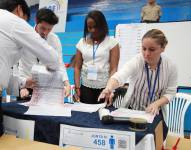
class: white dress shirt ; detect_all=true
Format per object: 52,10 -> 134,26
111,53 -> 177,110
0,9 -> 59,88
18,31 -> 68,83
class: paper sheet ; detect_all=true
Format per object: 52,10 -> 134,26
71,102 -> 106,113
111,108 -> 155,123
29,65 -> 65,105
25,103 -> 71,117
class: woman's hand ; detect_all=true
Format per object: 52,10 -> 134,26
63,81 -> 71,97
98,88 -> 114,106
73,88 -> 80,102
146,101 -> 160,115
64,85 -> 71,97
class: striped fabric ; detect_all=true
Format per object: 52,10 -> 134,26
128,60 -> 166,110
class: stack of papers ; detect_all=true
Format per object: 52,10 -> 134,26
30,65 -> 65,105
111,108 -> 155,123
71,102 -> 106,113
25,103 -> 71,117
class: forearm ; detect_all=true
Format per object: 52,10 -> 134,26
105,78 -> 120,91
109,68 -> 117,77
154,96 -> 169,108
74,67 -> 81,88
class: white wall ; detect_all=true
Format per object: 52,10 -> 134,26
26,0 -> 39,6
116,21 -> 191,87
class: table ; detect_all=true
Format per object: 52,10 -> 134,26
0,134 -> 80,150
2,102 -> 165,150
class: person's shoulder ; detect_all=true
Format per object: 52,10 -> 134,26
1,9 -> 25,24
161,54 -> 176,68
155,4 -> 161,9
47,32 -> 59,40
104,36 -> 118,43
76,38 -> 86,47
142,4 -> 149,9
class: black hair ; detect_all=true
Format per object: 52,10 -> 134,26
36,8 -> 58,25
0,0 -> 30,20
83,10 -> 108,42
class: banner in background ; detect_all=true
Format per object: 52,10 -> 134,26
39,0 -> 68,32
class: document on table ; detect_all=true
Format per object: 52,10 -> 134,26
25,103 -> 71,117
71,102 -> 106,113
111,108 -> 155,123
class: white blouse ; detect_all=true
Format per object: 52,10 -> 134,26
76,36 -> 118,89
111,54 -> 177,110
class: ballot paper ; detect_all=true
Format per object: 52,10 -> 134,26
29,65 -> 65,105
25,103 -> 71,117
111,108 -> 155,123
71,102 -> 106,113
99,108 -> 155,123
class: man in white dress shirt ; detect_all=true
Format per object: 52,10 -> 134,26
0,0 -> 59,136
18,8 -> 70,99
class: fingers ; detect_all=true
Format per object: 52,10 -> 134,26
73,93 -> 80,102
98,88 -> 114,106
107,92 -> 114,106
146,106 -> 159,115
20,88 -> 29,98
64,86 -> 71,97
98,92 -> 106,102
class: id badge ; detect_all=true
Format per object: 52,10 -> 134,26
87,65 -> 98,80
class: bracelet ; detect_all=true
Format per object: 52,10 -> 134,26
75,87 -> 80,89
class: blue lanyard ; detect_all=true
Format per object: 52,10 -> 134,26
92,42 -> 99,62
145,57 -> 161,102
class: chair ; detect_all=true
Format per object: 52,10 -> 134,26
165,93 -> 191,137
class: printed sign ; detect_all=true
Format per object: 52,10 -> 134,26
59,124 -> 135,150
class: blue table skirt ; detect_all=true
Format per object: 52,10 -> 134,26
2,102 -> 167,145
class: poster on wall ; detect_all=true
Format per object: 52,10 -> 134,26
39,0 -> 68,32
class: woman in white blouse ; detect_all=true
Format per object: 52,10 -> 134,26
74,10 -> 120,104
98,29 -> 177,115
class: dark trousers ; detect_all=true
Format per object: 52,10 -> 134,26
80,85 -> 104,104
0,96 -> 3,136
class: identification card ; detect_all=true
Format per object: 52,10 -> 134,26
87,65 -> 98,80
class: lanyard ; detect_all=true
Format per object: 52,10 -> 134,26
145,57 -> 161,102
92,42 -> 99,63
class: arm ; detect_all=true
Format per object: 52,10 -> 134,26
63,80 -> 71,97
109,44 -> 120,77
98,78 -> 119,106
74,50 -> 83,100
146,63 -> 178,115
12,21 -> 59,70
98,55 -> 141,105
48,34 -> 71,96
